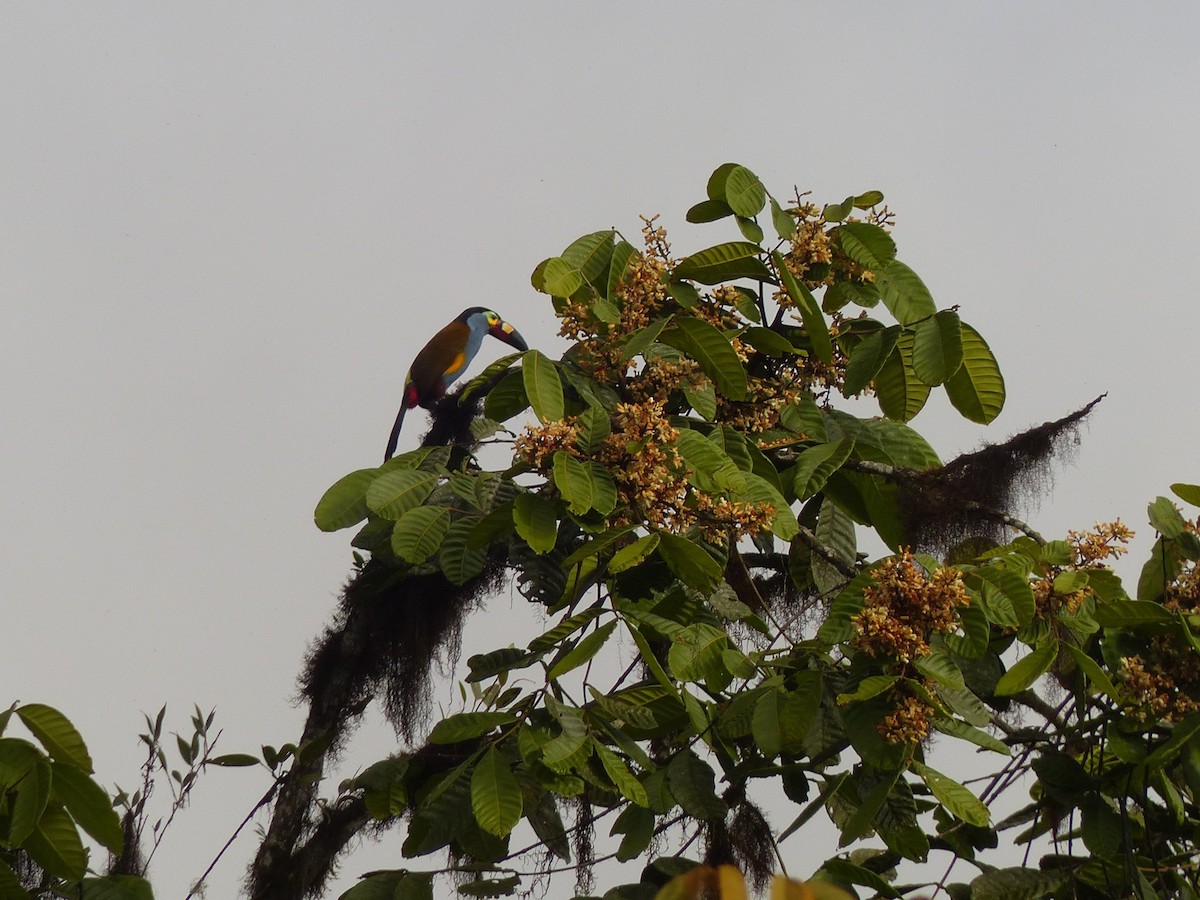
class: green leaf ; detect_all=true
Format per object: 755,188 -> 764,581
522,349 -> 565,424
10,754 -> 51,845
935,716 -> 1009,754
793,439 -> 854,500
554,451 -> 600,513
470,747 -> 522,837
722,165 -> 767,217
611,805 -> 655,861
541,706 -> 590,773
945,322 -> 1005,424
439,516 -> 487,584
23,803 -> 87,880
622,317 -> 672,362
17,705 -> 91,771
737,472 -> 800,541
428,712 -> 517,745
314,468 -> 377,532
674,429 -> 745,493
483,370 -> 530,422
673,242 -> 773,285
0,862 -> 29,900
531,256 -> 584,297
769,196 -> 797,240
656,533 -> 723,593
972,566 -> 1036,627
606,239 -> 638,300
969,868 -> 1068,900
875,260 -> 936,325
706,162 -> 741,200
875,335 -> 930,422
513,492 -> 558,554
667,750 -> 726,820
914,651 -> 965,691
528,606 -> 604,651
574,404 -> 611,454
548,621 -> 618,680
911,761 -> 990,826
854,190 -> 885,208
812,498 -> 857,596
911,309 -> 963,386
667,623 -> 728,682
78,875 -> 156,900
560,526 -> 638,568
561,230 -> 616,285
837,222 -> 896,270
51,763 -> 123,853
736,215 -> 764,243
366,469 -> 437,521
842,325 -> 899,395
772,251 -> 833,365
1171,482 -> 1200,508
1062,644 -> 1119,698
684,382 -> 717,421
686,198 -> 734,223
662,316 -> 748,400
994,640 -> 1058,696
837,675 -> 899,705
608,534 -> 660,574
740,326 -> 796,357
593,742 -> 649,807
1148,495 -> 1188,538
1092,598 -> 1176,627
390,505 -> 450,564
751,674 -> 821,757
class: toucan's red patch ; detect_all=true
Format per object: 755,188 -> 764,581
404,383 -> 421,409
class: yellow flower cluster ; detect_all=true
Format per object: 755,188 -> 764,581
853,551 -> 970,663
1120,654 -> 1200,723
514,398 -> 776,542
513,419 -> 579,470
1068,520 -> 1134,566
1034,520 -> 1135,619
878,689 -> 935,746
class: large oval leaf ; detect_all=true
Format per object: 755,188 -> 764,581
876,260 -> 936,325
722,165 -> 767,217
837,222 -> 896,270
366,469 -> 437,521
656,532 -> 723,593
390,505 -> 450,564
875,334 -> 930,422
314,468 -> 377,532
662,316 -> 748,400
945,322 -> 1005,424
514,492 -> 558,554
561,230 -> 616,285
842,325 -> 899,395
793,439 -> 855,500
674,242 -> 772,285
16,705 -> 92,772
522,349 -> 565,423
912,309 -> 964,386
471,747 -> 523,837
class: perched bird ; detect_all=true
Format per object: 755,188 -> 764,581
384,307 -> 528,460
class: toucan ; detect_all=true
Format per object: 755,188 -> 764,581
384,307 -> 528,460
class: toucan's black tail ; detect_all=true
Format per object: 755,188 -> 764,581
384,403 -> 407,461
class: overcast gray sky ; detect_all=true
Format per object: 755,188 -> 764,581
3,4 -> 1199,897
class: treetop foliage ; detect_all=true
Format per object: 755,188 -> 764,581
9,164 -> 1200,900
293,163 -> 1200,900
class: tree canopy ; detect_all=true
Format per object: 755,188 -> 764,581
6,163 -> 1200,900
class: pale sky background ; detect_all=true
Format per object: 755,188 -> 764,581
3,4 -> 1199,898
